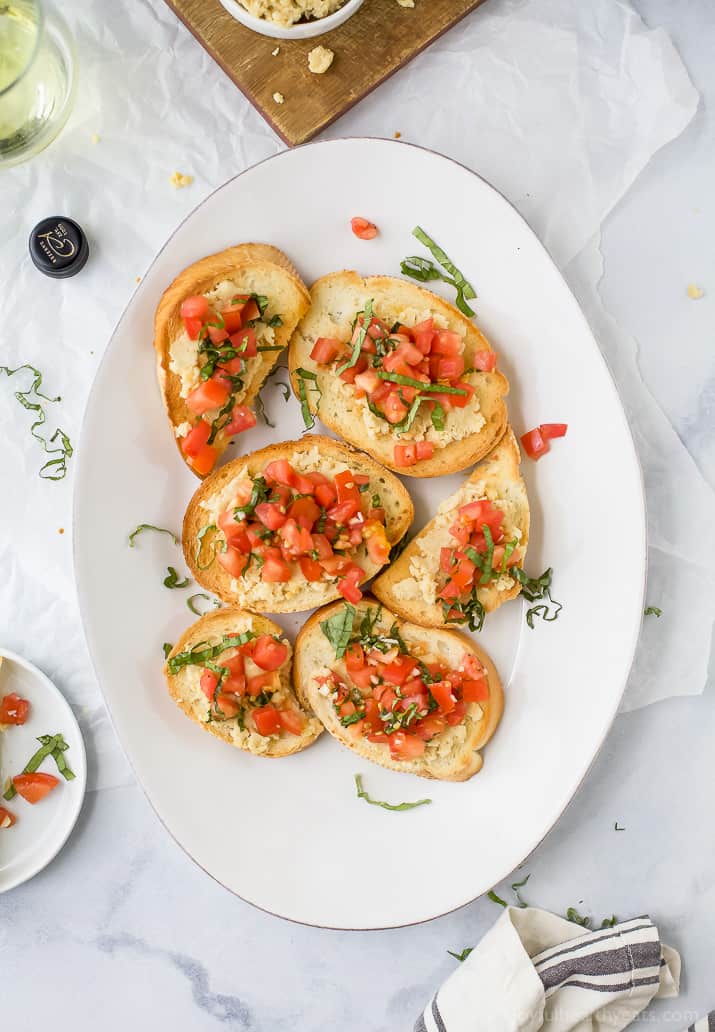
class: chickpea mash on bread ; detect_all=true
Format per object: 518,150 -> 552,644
237,0 -> 346,26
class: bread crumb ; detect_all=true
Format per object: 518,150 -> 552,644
394,131 -> 402,139
91,133 -> 101,144
170,171 -> 194,189
308,45 -> 334,74
271,46 -> 280,56
273,92 -> 285,104
396,0 -> 415,7
58,528 -> 64,534
687,284 -> 704,300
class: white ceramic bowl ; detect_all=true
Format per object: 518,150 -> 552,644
218,0 -> 364,39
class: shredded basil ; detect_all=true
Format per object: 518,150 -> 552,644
511,874 -> 530,908
377,371 -> 467,395
235,476 -> 269,520
254,391 -> 275,428
601,915 -> 618,929
447,948 -> 474,962
164,566 -> 190,589
37,733 -> 75,782
195,524 -> 223,570
128,524 -> 178,548
443,587 -> 486,633
267,314 -> 283,328
430,401 -> 445,432
163,642 -> 173,659
565,907 -> 591,928
336,300 -> 374,375
514,567 -> 563,628
167,632 -> 255,674
3,734 -> 63,800
487,890 -> 508,907
320,604 -> 356,659
0,364 -> 73,480
394,396 -> 423,435
354,774 -> 431,812
644,606 -> 662,617
401,227 -> 477,318
186,592 -> 221,616
295,367 -> 321,429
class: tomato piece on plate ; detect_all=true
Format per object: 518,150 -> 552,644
186,378 -> 231,415
389,732 -> 426,760
0,806 -> 16,828
394,443 -> 417,467
521,426 -> 550,460
278,709 -> 305,736
253,705 -> 282,736
13,772 -> 59,804
252,635 -> 288,672
540,423 -> 568,439
224,405 -> 257,437
351,216 -> 378,240
310,337 -> 343,364
473,349 -> 497,372
0,693 -> 29,725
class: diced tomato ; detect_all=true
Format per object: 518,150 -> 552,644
219,305 -> 245,335
445,699 -> 467,726
187,443 -> 218,476
449,381 -> 476,408
389,732 -> 426,760
214,693 -> 241,719
310,337 -> 343,364
278,709 -> 305,736
414,714 -> 448,741
229,327 -> 257,357
207,323 -> 229,344
247,672 -> 275,697
252,635 -> 288,672
394,443 -> 417,467
473,349 -> 497,372
349,665 -> 376,691
334,470 -> 361,505
521,426 -> 549,460
181,295 -> 209,321
363,521 -> 390,565
337,565 -> 364,604
241,298 -> 261,323
327,499 -> 360,524
432,330 -> 463,356
279,519 -> 313,558
383,392 -> 409,425
224,404 -> 257,437
200,669 -> 219,700
339,357 -> 368,384
457,499 -> 504,537
0,694 -> 29,725
217,547 -> 249,578
351,216 -> 378,240
320,554 -> 352,576
222,652 -> 246,696
254,502 -> 287,531
288,496 -> 321,529
353,369 -> 380,394
345,643 -> 365,672
299,555 -> 324,581
186,378 -> 230,415
314,482 -> 337,508
491,544 -> 519,570
12,772 -> 59,804
269,484 -> 293,508
181,420 -> 211,456
382,655 -> 417,686
411,318 -> 435,353
253,705 -> 282,736
310,533 -> 334,560
415,441 -> 434,461
436,356 -> 465,380
264,459 -> 296,487
430,680 -> 457,714
183,316 -> 203,340
363,698 -> 382,732
462,678 -> 489,703
261,555 -> 292,583
0,807 -> 16,828
540,423 -> 568,440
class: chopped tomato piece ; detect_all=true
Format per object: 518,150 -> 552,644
217,547 -> 249,578
12,772 -> 59,804
253,705 -> 282,736
298,555 -> 323,581
186,378 -> 230,415
0,693 -> 29,725
337,565 -> 363,604
394,443 -> 417,467
181,420 -> 211,456
415,441 -> 434,461
382,655 -> 417,685
449,381 -> 476,408
473,350 -> 497,372
0,807 -> 16,828
261,555 -> 292,583
436,355 -> 465,380
241,298 -> 261,323
310,533 -> 334,561
224,405 -> 257,437
219,306 -> 245,335
247,672 -> 275,697
227,327 -> 257,359
521,426 -> 549,460
462,677 -> 489,703
457,499 -> 503,536
539,423 -> 568,439
278,709 -> 305,736
345,643 -> 365,672
183,316 -> 203,340
252,635 -> 288,672
254,502 -> 288,532
187,443 -> 218,476
200,669 -> 219,700
363,521 -> 390,565
431,330 -> 463,356
314,481 -> 337,508
288,496 -> 321,529
430,680 -> 457,713
389,732 -> 426,760
327,499 -> 360,524
207,323 -> 229,344
310,337 -> 343,364
264,459 -> 296,487
351,216 -> 378,240
215,693 -> 241,719
413,714 -> 448,741
180,295 -> 209,321
334,470 -> 361,505
222,652 -> 246,696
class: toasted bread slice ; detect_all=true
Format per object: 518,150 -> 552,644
164,607 -> 322,757
372,429 -> 529,627
154,243 -> 311,478
293,597 -> 503,781
183,435 -> 414,613
288,272 -> 509,477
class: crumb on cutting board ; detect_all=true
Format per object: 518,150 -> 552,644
308,45 -> 334,74
170,171 -> 194,189
273,92 -> 285,105
396,0 -> 415,7
687,284 -> 704,300
271,46 -> 280,56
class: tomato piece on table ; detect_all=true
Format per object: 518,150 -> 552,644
351,216 -> 378,240
540,423 -> 568,439
0,693 -> 29,725
12,772 -> 59,805
253,705 -> 282,736
0,807 -> 16,828
252,635 -> 288,672
521,426 -> 550,460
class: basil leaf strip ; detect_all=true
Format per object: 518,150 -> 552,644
3,734 -> 62,800
566,907 -> 591,928
336,300 -> 374,376
37,733 -> 75,782
0,364 -> 73,480
164,566 -> 190,589
295,367 -> 320,430
354,774 -> 431,812
187,592 -> 221,616
195,524 -> 223,570
411,226 -> 477,318
511,874 -> 530,908
376,371 -> 467,395
514,567 -> 563,628
487,890 -> 508,907
320,604 -> 356,659
447,948 -> 474,962
400,255 -> 444,284
167,632 -> 255,674
129,524 -> 178,548
254,391 -> 275,428
163,642 -> 173,659
430,401 -> 445,431
644,606 -> 662,617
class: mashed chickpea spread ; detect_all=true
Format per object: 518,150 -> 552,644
238,0 -> 345,26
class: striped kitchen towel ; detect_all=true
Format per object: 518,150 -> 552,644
416,906 -> 682,1032
688,1018 -> 715,1031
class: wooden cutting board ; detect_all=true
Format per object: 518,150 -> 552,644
163,0 -> 487,146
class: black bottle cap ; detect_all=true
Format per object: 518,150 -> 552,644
29,216 -> 89,278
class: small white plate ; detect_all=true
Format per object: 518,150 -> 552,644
217,0 -> 364,39
0,649 -> 86,893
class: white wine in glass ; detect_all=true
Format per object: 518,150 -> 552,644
0,0 -> 77,167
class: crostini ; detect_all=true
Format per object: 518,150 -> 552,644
293,597 -> 503,780
288,272 -> 509,477
372,429 -> 529,629
164,607 -> 322,757
154,243 -> 311,478
183,436 -> 414,613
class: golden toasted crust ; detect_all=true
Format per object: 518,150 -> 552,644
288,272 -> 509,477
182,435 -> 414,613
154,243 -> 311,479
163,607 -> 323,757
372,430 -> 530,627
293,597 -> 504,781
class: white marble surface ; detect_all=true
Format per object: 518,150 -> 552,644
2,1 -> 714,1029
